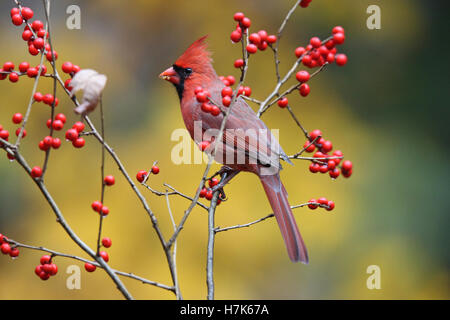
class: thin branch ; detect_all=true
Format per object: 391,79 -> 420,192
6,238 -> 175,292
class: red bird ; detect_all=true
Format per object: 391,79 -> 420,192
160,36 -> 308,263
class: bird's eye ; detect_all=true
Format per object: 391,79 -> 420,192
184,68 -> 193,76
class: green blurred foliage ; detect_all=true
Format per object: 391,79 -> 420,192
0,0 -> 448,299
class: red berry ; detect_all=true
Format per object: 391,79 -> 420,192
46,50 -> 58,62
199,141 -> 210,151
62,62 -> 73,74
243,86 -> 252,97
205,189 -> 213,200
104,175 -> 115,186
0,234 -> 5,244
43,136 -> 53,147
3,62 -> 14,71
12,113 -> 23,124
257,30 -> 268,41
309,163 -> 320,173
300,0 -> 312,8
335,54 -> 347,66
333,32 -> 345,45
241,17 -> 251,29
319,165 -> 329,173
9,72 -> 19,83
151,166 -> 160,175
31,20 -> 44,31
38,141 -> 49,151
27,67 -> 38,77
91,201 -> 102,212
342,169 -> 352,178
208,178 -> 219,188
318,197 -> 328,205
299,83 -> 310,97
249,33 -> 261,45
295,47 -> 306,58
308,199 -> 318,209
72,65 -> 81,73
277,97 -> 289,108
9,247 -> 20,258
55,113 -> 66,123
11,14 -> 23,26
329,168 -> 340,179
84,263 -> 96,272
321,140 -> 333,153
257,41 -> 268,51
51,138 -> 61,149
136,170 -> 147,182
199,187 -> 207,198
309,129 -> 322,141
100,206 -> 109,216
52,120 -> 64,130
102,237 -> 112,248
296,70 -> 310,83
72,137 -> 85,148
221,86 -> 233,97
37,29 -> 47,38
246,44 -> 258,54
342,160 -> 353,171
19,62 -> 30,73
10,8 -> 20,17
21,7 -> 34,20
196,91 -> 208,103
201,102 -> 213,113
327,160 -> 336,170
39,271 -> 50,280
65,79 -> 73,90
33,37 -> 44,50
230,30 -> 242,43
210,106 -> 221,116
304,141 -> 316,153
65,129 -> 79,141
194,86 -> 203,95
310,37 -> 321,48
332,26 -> 345,34
33,92 -> 43,102
326,201 -> 335,211
266,35 -> 277,44
234,59 -> 244,68
99,251 -> 109,262
332,150 -> 343,164
226,75 -> 235,85
72,121 -> 85,132
233,12 -> 245,22
31,166 -> 43,178
1,243 -> 11,254
40,255 -> 51,265
0,130 -> 10,140
222,96 -> 231,107
15,128 -> 26,138
43,94 -> 54,105
326,53 -> 335,63
302,55 -> 312,67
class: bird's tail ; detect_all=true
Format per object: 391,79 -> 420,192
259,174 -> 308,263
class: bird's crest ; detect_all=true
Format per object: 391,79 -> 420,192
174,35 -> 213,75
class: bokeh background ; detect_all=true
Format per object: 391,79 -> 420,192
0,0 -> 448,300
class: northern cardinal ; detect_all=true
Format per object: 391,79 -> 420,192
160,36 -> 308,263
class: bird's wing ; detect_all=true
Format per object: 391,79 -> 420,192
197,84 -> 289,169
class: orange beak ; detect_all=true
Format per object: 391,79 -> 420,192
159,67 -> 179,84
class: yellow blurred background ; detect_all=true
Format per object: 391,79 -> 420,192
0,0 -> 448,299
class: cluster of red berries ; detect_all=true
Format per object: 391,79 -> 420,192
91,200 -> 109,216
9,7 -> 58,62
84,238 -> 112,273
195,87 -> 221,116
304,129 -> 353,179
0,61 -> 46,82
295,26 -> 347,72
230,12 -> 277,58
0,113 -> 28,160
136,165 -> 160,183
199,178 -> 222,205
0,234 -> 20,258
307,197 -> 334,211
64,121 -> 86,148
34,255 -> 58,281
